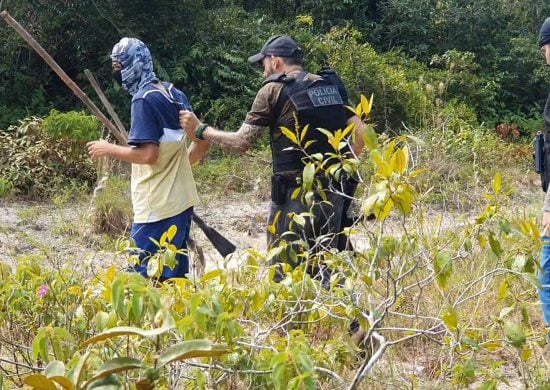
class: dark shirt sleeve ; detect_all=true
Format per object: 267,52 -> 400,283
128,98 -> 162,146
244,83 -> 282,127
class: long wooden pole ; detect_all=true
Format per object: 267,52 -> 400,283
84,69 -> 128,141
0,10 -> 127,144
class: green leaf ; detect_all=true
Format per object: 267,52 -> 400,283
441,306 -> 458,332
157,340 -> 229,367
72,351 -> 92,387
520,347 -> 533,362
503,321 -> 526,348
499,307 -> 514,319
460,337 -> 479,349
95,312 -> 109,331
434,252 -> 453,289
488,232 -> 502,258
87,374 -> 122,390
131,294 -> 144,322
499,219 -> 511,234
146,257 -> 160,278
199,269 -> 222,283
81,324 -> 175,348
511,256 -> 527,272
303,163 -> 315,191
409,168 -> 428,178
111,278 -> 123,315
45,361 -> 65,378
82,358 -> 145,389
362,125 -> 378,151
299,124 -> 309,142
23,374 -> 58,390
292,213 -> 306,227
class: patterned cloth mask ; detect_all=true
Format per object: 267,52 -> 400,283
110,37 -> 157,96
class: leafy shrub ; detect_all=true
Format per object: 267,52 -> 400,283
311,27 -> 434,132
42,109 -> 102,141
0,114 -> 96,197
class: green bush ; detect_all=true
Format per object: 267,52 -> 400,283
42,109 -> 102,142
311,27 -> 434,132
0,114 -> 96,198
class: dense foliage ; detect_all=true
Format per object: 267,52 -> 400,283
0,0 -> 549,131
0,113 -> 97,197
0,112 -> 546,388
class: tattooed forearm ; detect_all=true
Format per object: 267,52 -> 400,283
202,123 -> 264,154
237,123 -> 264,144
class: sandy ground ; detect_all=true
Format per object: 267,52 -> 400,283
0,196 -> 269,273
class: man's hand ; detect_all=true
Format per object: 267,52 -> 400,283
87,140 -> 114,160
87,140 -> 159,164
179,110 -> 201,142
543,211 -> 550,236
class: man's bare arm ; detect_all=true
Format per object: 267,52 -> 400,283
203,123 -> 263,154
87,140 -> 159,164
180,110 -> 263,154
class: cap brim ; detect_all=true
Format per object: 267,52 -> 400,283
248,53 -> 266,64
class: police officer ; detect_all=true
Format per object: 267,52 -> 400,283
538,18 -> 550,335
180,35 -> 366,279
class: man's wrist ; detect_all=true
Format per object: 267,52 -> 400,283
195,123 -> 208,140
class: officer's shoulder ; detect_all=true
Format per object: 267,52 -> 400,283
262,72 -> 288,86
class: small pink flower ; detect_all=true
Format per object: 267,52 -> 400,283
38,284 -> 49,298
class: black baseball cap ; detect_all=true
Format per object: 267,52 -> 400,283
248,35 -> 304,64
540,17 -> 550,47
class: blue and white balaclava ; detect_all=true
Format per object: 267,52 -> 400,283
110,37 -> 157,96
541,17 -> 550,47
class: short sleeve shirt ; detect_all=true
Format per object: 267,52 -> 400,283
129,82 -> 199,223
244,70 -> 353,145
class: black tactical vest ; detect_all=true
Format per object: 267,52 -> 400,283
264,70 -> 350,173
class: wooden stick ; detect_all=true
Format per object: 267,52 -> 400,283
0,10 -> 127,144
84,69 -> 128,140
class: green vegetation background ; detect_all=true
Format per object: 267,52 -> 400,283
0,0 -> 549,134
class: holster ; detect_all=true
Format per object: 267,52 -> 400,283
271,174 -> 288,205
271,174 -> 299,205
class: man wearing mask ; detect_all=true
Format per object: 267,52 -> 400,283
538,17 -> 550,335
87,37 -> 208,281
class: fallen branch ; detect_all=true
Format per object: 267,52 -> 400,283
84,69 -> 127,140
